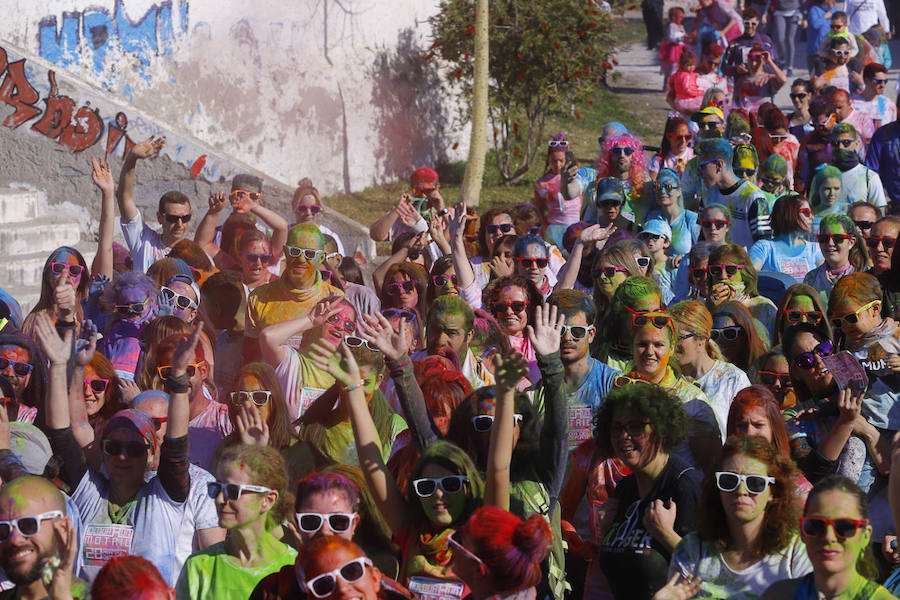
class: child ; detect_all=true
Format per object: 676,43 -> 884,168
817,11 -> 859,60
660,7 -> 687,92
638,219 -> 672,276
668,50 -> 708,117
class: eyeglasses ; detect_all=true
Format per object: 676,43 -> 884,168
0,511 -> 64,543
759,371 -> 792,386
296,512 -> 356,533
102,439 -> 151,458
156,362 -> 204,380
869,77 -> 889,86
432,274 -> 458,287
207,481 -> 273,501
760,177 -> 783,188
611,146 -> 634,156
639,233 -> 663,243
830,300 -> 881,329
853,220 -> 874,231
492,300 -> 530,314
151,416 -> 167,431
636,256 -> 651,269
831,139 -> 855,148
344,335 -> 379,351
832,49 -> 851,57
0,358 -> 33,378
229,390 -> 272,406
610,419 -> 652,436
790,92 -> 808,100
698,121 -> 723,130
386,280 -> 416,295
160,286 -> 198,310
304,557 -> 373,599
561,324 -> 595,339
733,168 -> 756,179
84,378 -> 110,393
793,340 -> 834,369
115,297 -> 151,316
700,219 -> 728,230
784,310 -> 823,324
381,308 -> 416,323
715,471 -> 775,494
817,233 -> 854,245
412,476 -> 469,498
628,308 -> 672,328
593,265 -> 628,280
655,183 -> 680,196
326,313 -> 357,334
690,266 -> 708,280
231,190 -> 261,201
710,326 -> 742,342
486,223 -> 514,235
296,204 -> 322,215
284,246 -> 324,261
801,516 -> 868,540
708,264 -> 745,278
471,414 -> 524,432
49,262 -> 85,277
865,236 -> 897,250
163,213 -> 191,224
514,257 -> 549,269
548,140 -> 569,148
320,269 -> 333,282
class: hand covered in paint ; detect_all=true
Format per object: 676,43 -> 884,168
652,573 -> 703,600
120,379 -> 141,404
643,498 -> 678,544
207,191 -> 227,214
885,353 -> 900,373
489,255 -> 514,278
706,281 -> 737,309
234,402 -> 270,447
53,272 -> 76,322
74,320 -> 99,368
0,400 -> 10,451
156,289 -> 176,317
526,303 -> 565,357
396,195 -> 422,228
45,517 -> 77,600
130,135 -> 166,160
309,298 -> 345,330
90,156 -> 114,195
493,352 -> 527,392
359,312 -> 408,362
309,340 -> 362,389
33,313 -> 73,367
170,321 -> 203,377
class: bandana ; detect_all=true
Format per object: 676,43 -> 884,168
833,148 -> 860,171
103,409 -> 158,453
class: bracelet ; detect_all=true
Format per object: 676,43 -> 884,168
165,373 -> 191,394
344,381 -> 366,393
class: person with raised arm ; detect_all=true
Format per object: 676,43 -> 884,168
90,156 -> 116,282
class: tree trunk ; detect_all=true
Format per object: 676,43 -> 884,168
459,0 -> 489,206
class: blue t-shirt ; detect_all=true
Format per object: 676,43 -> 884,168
644,209 -> 699,258
563,357 -> 621,449
748,238 -> 823,282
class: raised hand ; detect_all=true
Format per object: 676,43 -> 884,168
396,195 -> 422,228
46,516 -> 78,600
90,156 -> 114,195
234,402 -> 270,447
33,312 -> 73,366
309,340 -> 362,389
652,573 -> 703,600
0,400 -> 10,451
643,498 -> 678,543
448,201 -> 468,241
171,321 -> 203,376
74,320 -> 99,368
526,303 -> 566,357
207,191 -> 227,214
837,386 -> 863,426
489,255 -> 514,278
130,135 -> 166,160
493,352 -> 527,391
580,223 -> 616,246
53,271 -> 76,322
120,379 -> 141,404
156,289 -> 176,317
358,312 -> 409,362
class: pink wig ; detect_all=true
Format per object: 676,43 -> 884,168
596,133 -> 648,193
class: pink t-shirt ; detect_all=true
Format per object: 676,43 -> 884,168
509,335 -> 540,385
670,70 -> 703,100
14,404 -> 37,424
188,398 -> 233,470
534,173 -> 582,227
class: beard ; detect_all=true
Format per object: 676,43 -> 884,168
1,540 -> 50,586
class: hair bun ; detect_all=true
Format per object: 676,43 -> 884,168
512,515 -> 551,560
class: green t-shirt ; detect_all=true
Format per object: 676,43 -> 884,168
175,539 -> 297,600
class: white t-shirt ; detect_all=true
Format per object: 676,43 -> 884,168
706,180 -> 771,248
838,163 -> 887,209
669,532 -> 812,599
696,360 -> 752,441
120,211 -> 171,273
188,400 -> 233,471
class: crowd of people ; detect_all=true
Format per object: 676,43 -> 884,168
1,1 -> 900,599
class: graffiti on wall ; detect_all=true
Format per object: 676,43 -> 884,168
38,0 -> 189,84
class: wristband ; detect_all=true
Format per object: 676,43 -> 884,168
165,373 -> 191,394
344,381 -> 366,393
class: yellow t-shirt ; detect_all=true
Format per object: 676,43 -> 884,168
245,275 -> 343,339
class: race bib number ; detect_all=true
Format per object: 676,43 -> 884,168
568,405 -> 593,449
408,577 -> 465,600
82,523 -> 133,567
778,257 -> 810,282
299,387 -> 327,416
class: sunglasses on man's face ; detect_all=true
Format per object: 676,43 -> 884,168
831,139 -> 855,148
832,49 -> 851,57
514,257 -> 549,269
163,212 -> 191,224
868,77 -> 889,86
243,253 -> 271,264
304,557 -> 373,599
84,378 -> 110,394
386,280 -> 416,295
698,121 -> 723,130
486,223 -> 514,235
231,190 -> 261,201
865,236 -> 897,250
853,220 -> 874,231
597,199 -> 624,209
0,511 -> 64,543
102,439 -> 150,458
284,246 -> 324,261
561,324 -> 595,340
742,20 -> 758,28
49,262 -> 85,277
0,358 -> 32,378
161,286 -> 197,310
611,146 -> 634,157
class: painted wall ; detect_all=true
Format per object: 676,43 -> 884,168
0,0 -> 460,194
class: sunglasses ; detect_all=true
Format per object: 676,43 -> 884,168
207,481 -> 273,501
793,340 -> 834,369
471,414 -> 524,432
655,183 -> 680,197
243,253 -> 271,264
869,78 -> 889,86
611,146 -> 635,156
698,121 -> 723,130
561,324 -> 595,340
784,310 -> 823,324
84,378 -> 110,393
636,256 -> 651,269
832,49 -> 851,57
163,213 -> 191,224
492,300 -> 530,314
344,335 -> 379,351
700,219 -> 728,230
790,92 -> 808,100
486,223 -> 514,235
0,511 -> 64,543
831,139 -> 855,148
630,309 -> 672,328
412,475 -> 469,498
742,20 -> 758,27
102,439 -> 150,458
514,257 -> 549,269
759,370 -> 792,386
666,134 -> 691,142
296,204 -> 322,215
865,236 -> 897,250
853,220 -> 874,231
151,416 -> 167,431
320,269 -> 333,282
799,207 -> 812,218
284,246 -> 324,261
830,300 -> 880,329
49,262 -> 85,277
710,326 -> 742,342
715,471 -> 775,494
593,265 -> 628,280
639,233 -> 663,243
817,233 -> 853,245
161,286 -> 198,310
527,226 -> 542,235
115,297 -> 151,316
305,557 -> 372,599
0,358 -> 32,378
156,362 -> 204,380
760,177 -> 783,188
448,530 -> 490,573
326,313 -> 357,333
325,252 -> 342,264
610,419 -> 651,436
296,512 -> 356,533
690,267 -> 708,280
708,264 -> 745,278
386,280 -> 416,295
432,274 -> 458,287
733,168 -> 756,179
229,390 -> 272,406
231,189 -> 261,201
548,140 -> 569,148
381,308 -> 416,323
801,516 -> 868,540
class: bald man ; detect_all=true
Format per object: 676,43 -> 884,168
0,476 -> 85,600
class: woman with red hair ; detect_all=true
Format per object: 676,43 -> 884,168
449,506 -> 551,600
92,555 -> 173,600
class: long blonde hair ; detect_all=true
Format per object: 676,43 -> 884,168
669,300 -> 724,360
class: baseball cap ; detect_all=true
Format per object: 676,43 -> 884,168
596,178 -> 626,203
691,106 -> 725,123
640,219 -> 672,240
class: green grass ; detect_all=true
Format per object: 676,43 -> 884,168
325,18 -> 660,232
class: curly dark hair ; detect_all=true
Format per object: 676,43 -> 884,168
482,275 -> 543,328
593,384 -> 688,457
697,436 -> 800,558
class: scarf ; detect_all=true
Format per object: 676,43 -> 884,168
419,527 -> 454,566
790,572 -> 881,600
825,261 -> 855,283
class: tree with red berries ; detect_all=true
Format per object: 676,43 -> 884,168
431,0 -> 620,184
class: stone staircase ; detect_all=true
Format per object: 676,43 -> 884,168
0,186 -> 95,315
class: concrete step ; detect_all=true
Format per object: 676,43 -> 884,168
0,217 -> 83,256
0,285 -> 41,318
0,188 -> 43,224
0,242 -> 96,290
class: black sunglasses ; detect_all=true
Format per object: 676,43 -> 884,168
710,326 -> 742,342
793,340 -> 834,369
102,439 -> 150,458
486,223 -> 514,235
164,213 -> 191,224
611,146 -> 634,156
387,280 -> 416,294
0,357 -> 32,378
